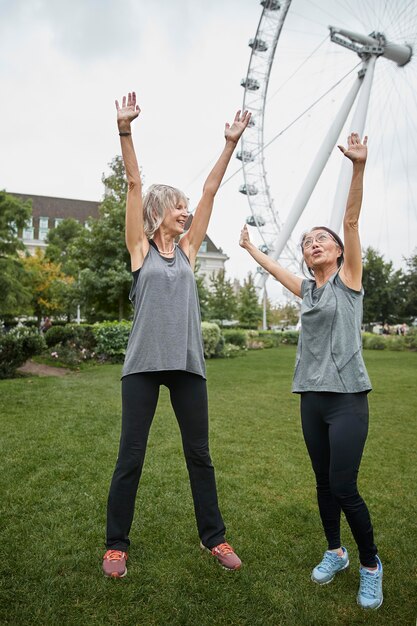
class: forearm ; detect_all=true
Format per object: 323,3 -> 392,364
119,132 -> 142,188
118,126 -> 144,248
344,162 -> 365,227
203,140 -> 237,196
243,242 -> 302,297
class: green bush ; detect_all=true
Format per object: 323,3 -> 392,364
405,327 -> 417,351
93,321 -> 132,362
44,324 -> 97,350
222,329 -> 247,348
385,336 -> 406,351
362,332 -> 386,350
258,331 -> 282,348
44,325 -> 74,347
279,331 -> 299,345
201,322 -> 221,358
0,332 -> 46,379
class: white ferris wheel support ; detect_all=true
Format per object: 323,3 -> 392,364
256,26 -> 412,291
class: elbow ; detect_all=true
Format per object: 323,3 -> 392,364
202,183 -> 217,198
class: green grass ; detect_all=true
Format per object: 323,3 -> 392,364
1,347 -> 416,626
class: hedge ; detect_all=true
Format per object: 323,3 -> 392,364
0,332 -> 46,379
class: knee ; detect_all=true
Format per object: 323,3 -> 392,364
116,445 -> 146,473
330,479 -> 359,507
314,470 -> 331,492
183,442 -> 213,467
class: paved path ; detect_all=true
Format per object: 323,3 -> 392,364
17,360 -> 72,377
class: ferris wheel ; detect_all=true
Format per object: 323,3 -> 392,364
239,0 -> 416,291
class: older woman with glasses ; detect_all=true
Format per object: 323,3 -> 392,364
239,133 -> 383,610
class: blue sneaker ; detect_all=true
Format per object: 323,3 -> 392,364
311,548 -> 349,584
357,555 -> 383,609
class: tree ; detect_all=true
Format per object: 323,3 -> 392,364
208,270 -> 237,325
237,273 -> 261,328
401,250 -> 417,322
70,156 -> 132,321
21,249 -> 74,323
45,218 -> 83,276
0,191 -> 33,318
362,247 -> 405,324
194,264 -> 210,321
267,301 -> 300,329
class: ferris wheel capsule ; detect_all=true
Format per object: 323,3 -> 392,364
239,184 -> 258,196
236,150 -> 255,162
260,0 -> 281,10
246,215 -> 266,227
249,38 -> 268,52
240,77 -> 260,91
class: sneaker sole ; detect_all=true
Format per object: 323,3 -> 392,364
311,559 -> 349,585
199,542 -> 242,571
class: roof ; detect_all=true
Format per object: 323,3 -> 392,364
11,192 -> 225,253
11,193 -> 100,222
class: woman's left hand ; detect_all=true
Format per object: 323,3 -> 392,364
224,110 -> 251,144
338,132 -> 368,163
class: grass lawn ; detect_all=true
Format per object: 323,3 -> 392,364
0,346 -> 416,626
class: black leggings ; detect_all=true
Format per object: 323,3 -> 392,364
106,371 -> 226,551
300,392 -> 377,567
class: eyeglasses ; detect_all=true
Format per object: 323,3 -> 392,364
302,232 -> 337,250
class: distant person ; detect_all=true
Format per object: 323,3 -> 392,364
40,317 -> 52,333
102,91 -> 250,578
240,133 -> 383,610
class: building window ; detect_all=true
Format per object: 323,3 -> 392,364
54,218 -> 63,228
199,241 -> 208,253
22,218 -> 34,240
39,217 -> 49,241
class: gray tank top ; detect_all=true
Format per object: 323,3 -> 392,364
122,242 -> 206,379
292,271 -> 371,393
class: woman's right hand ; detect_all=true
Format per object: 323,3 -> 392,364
115,91 -> 141,132
239,224 -> 251,249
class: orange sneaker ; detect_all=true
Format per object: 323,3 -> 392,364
200,541 -> 242,570
102,550 -> 128,578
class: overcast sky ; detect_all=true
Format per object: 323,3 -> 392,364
1,0 -> 416,303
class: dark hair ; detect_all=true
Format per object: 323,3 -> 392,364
300,226 -> 344,277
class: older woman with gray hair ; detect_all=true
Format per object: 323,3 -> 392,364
240,133 -> 383,610
102,92 -> 250,578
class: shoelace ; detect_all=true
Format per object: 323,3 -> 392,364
318,551 -> 341,572
104,550 -> 126,561
213,542 -> 234,555
359,569 -> 380,597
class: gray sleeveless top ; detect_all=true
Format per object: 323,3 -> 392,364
122,242 -> 206,379
292,271 -> 371,393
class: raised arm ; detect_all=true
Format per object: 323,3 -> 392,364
116,91 -> 149,271
180,110 -> 251,268
239,225 -> 303,297
337,132 -> 367,291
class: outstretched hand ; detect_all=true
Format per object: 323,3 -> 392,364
115,91 -> 141,130
225,110 -> 251,144
239,224 -> 251,248
338,132 -> 367,164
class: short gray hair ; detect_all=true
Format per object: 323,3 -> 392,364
143,184 -> 189,238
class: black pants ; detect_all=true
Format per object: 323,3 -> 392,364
106,371 -> 226,551
300,392 -> 378,567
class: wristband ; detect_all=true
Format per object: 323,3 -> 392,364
119,132 -> 131,136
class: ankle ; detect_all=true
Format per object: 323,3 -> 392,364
329,547 -> 344,557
